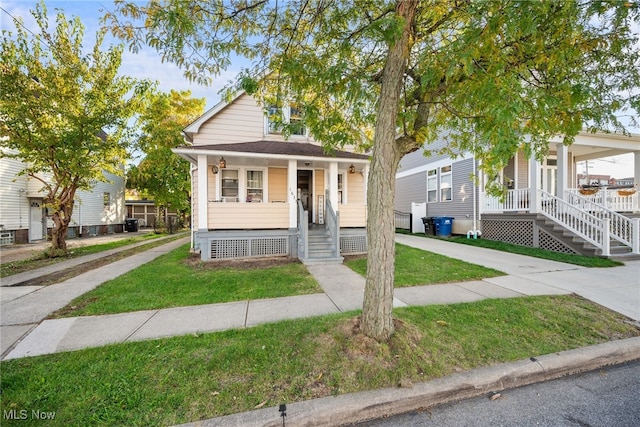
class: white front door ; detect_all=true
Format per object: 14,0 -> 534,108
29,199 -> 44,241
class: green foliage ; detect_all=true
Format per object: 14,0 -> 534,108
0,0 -> 153,250
106,0 -> 639,165
127,90 -> 205,214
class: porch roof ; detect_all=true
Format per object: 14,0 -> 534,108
174,140 -> 370,165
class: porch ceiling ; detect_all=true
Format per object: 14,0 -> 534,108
551,132 -> 640,162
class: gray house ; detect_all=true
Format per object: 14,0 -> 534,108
395,131 -> 640,258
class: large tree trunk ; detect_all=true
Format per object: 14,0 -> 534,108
46,185 -> 77,254
49,200 -> 74,252
361,0 -> 417,342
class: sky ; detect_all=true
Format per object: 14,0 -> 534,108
0,0 -> 238,110
1,0 -> 638,179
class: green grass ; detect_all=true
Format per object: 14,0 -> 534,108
2,295 -> 637,426
345,243 -> 504,286
395,230 -> 622,268
0,232 -> 173,278
443,235 -> 623,267
53,244 -> 322,317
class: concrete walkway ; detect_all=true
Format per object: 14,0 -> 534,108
2,233 -> 638,360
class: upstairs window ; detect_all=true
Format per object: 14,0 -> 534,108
440,165 -> 452,202
266,104 -> 306,136
289,106 -> 306,136
427,169 -> 437,203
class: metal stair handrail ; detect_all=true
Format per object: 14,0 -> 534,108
297,200 -> 308,259
325,190 -> 340,257
565,190 -> 639,253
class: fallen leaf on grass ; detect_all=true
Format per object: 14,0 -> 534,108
254,401 -> 267,409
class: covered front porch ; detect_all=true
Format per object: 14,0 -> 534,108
174,141 -> 369,261
478,133 -> 640,257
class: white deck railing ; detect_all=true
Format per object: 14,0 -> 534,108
539,190 -> 611,256
564,190 -> 639,254
481,188 -> 530,213
480,188 -> 639,255
566,188 -> 639,212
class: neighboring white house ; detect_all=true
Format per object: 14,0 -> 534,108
174,91 -> 370,264
395,131 -> 640,258
0,150 -> 126,245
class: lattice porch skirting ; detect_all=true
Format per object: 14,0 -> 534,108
482,216 -> 578,255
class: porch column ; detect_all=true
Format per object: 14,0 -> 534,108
529,156 -> 541,213
329,161 -> 339,208
635,151 -> 640,189
556,142 -> 568,199
197,154 -> 209,231
288,159 -> 297,228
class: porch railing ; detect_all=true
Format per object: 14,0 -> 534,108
325,191 -> 340,257
564,190 -> 640,254
297,200 -> 308,259
481,188 -> 530,213
539,190 -> 611,256
566,188 -> 639,212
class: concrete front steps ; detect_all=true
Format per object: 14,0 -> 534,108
299,226 -> 344,265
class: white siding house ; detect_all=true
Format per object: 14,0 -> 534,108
0,150 -> 126,245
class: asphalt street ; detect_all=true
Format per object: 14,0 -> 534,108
354,359 -> 640,427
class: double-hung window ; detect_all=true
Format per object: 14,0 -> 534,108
427,169 -> 437,203
440,165 -> 452,202
221,170 -> 239,202
246,170 -> 263,202
266,104 -> 306,136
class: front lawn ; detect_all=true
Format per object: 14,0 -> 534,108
2,295 -> 637,426
345,243 -> 505,286
52,244 -> 321,317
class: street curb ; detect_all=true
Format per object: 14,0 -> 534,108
179,336 -> 640,427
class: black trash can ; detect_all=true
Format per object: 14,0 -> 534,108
125,218 -> 139,232
421,217 -> 436,236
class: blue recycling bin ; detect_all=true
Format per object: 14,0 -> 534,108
432,216 -> 453,237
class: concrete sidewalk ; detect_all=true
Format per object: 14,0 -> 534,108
1,236 -> 190,356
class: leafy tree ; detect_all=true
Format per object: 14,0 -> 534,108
127,90 -> 206,226
1,1 -> 152,253
106,0 -> 639,340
